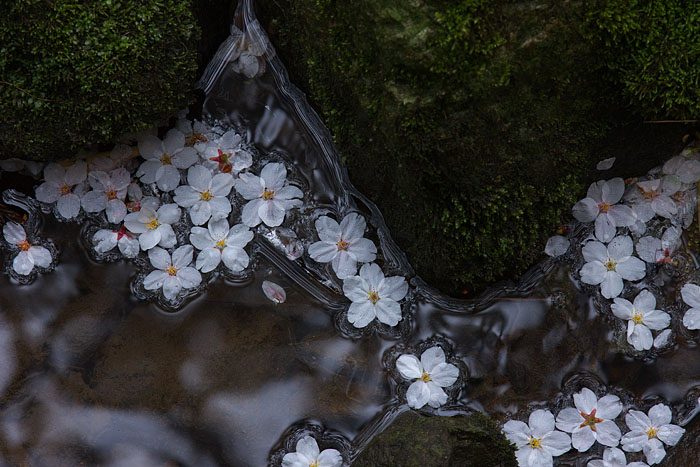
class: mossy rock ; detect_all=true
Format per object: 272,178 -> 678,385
353,411 -> 517,467
0,0 -> 205,161
254,0 -> 689,296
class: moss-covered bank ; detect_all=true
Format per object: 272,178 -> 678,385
254,0 -> 693,296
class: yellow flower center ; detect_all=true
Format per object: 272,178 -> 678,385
16,240 -> 31,251
599,202 -> 611,213
262,188 -> 275,200
106,189 -> 118,200
60,184 -> 72,195
200,189 -> 213,201
638,185 -> 657,200
160,154 -> 172,165
646,427 -> 658,440
216,238 -> 227,251
145,217 -> 160,230
368,289 -> 380,304
166,265 -> 178,276
420,370 -> 431,382
527,437 -> 543,450
632,310 -> 644,324
336,239 -> 349,251
309,461 -> 319,467
604,259 -> 616,271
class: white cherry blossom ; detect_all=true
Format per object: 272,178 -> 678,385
35,161 -> 87,219
123,204 -> 181,250
81,168 -> 131,223
189,218 -> 253,273
176,117 -> 211,150
635,227 -> 681,264
662,155 -> 700,184
555,388 -> 623,451
572,178 -> 636,242
621,404 -> 684,465
342,263 -> 408,328
201,129 -> 252,174
611,290 -> 670,351
587,447 -> 649,467
93,226 -> 139,258
136,129 -> 198,192
503,409 -> 571,467
580,236 -> 646,299
627,177 -> 681,223
308,213 -> 377,279
396,346 -> 459,409
2,222 -> 52,275
174,165 -> 234,225
681,283 -> 700,330
143,245 -> 202,301
234,162 -> 302,227
281,435 -> 342,467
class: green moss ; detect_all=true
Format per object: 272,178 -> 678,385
0,0 -> 201,161
585,0 -> 700,118
258,0 -> 679,295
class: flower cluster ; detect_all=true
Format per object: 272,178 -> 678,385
395,345 -> 460,409
505,391 -> 684,467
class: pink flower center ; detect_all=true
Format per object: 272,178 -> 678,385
60,184 -> 72,195
579,408 -> 603,431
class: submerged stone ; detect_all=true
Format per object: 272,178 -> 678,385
353,411 -> 517,467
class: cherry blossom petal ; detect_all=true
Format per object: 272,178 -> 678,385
177,267 -> 201,289
647,404 -> 672,426
174,185 -> 200,207
582,241 -> 608,263
625,410 -> 651,433
374,299 -> 402,326
156,165 -> 181,192
611,298 -> 634,320
681,283 -> 700,308
602,178 -> 625,204
396,355 -> 423,379
241,198 -> 264,226
29,246 -> 51,268
3,222 -> 26,243
573,197 -> 599,222
529,409 -> 556,437
580,261 -> 606,285
595,213 -> 616,243
596,420 -> 622,447
260,162 -> 287,191
172,245 -> 193,269
57,193 -> 81,218
35,182 -> 62,203
541,430 -> 571,456
308,241 -> 338,263
222,246 -> 249,272
571,426 -> 596,452
316,448 -> 342,467
616,257 -> 645,281
156,224 -> 176,248
596,394 -> 623,420
157,204 -> 181,224
425,382 -> 448,408
545,235 -> 569,257
190,200 -> 212,226
275,185 -> 303,201
643,310 -> 670,330
406,380 -> 431,409
601,271 -> 623,299
332,250 -> 357,279
347,237 -> 377,263
556,408 -> 583,433
379,276 -> 408,302
607,204 -> 636,226
144,270 -> 168,290
235,173 -> 265,199
106,199 -> 127,223
429,362 -> 459,387
609,236 -> 633,259
259,199 -> 285,226
574,387 -> 598,414
342,276 -> 369,302
148,247 -> 171,270
315,216 -> 341,243
420,346 -> 446,374
196,248 -> 221,272
12,251 -> 34,275
656,424 -> 684,446
347,301 -> 375,328
683,308 -> 700,329
162,275 -> 182,300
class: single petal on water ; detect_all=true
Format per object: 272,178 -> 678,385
262,280 -> 286,303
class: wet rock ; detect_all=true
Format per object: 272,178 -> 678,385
353,411 -> 516,467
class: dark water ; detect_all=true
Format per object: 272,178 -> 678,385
2,1 -> 700,466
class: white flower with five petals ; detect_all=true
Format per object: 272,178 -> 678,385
555,387 -> 623,452
136,129 -> 198,192
621,404 -> 684,465
174,165 -> 234,225
234,162 -> 303,227
626,177 -> 681,223
503,409 -> 571,467
396,346 -> 459,409
143,245 -> 202,301
635,227 -> 681,264
680,283 -> 700,330
2,222 -> 52,275
587,447 -> 649,467
580,236 -> 646,299
662,155 -> 700,184
308,213 -> 377,279
201,129 -> 252,174
281,435 -> 342,467
572,178 -> 636,243
611,290 -> 670,351
189,219 -> 253,273
35,161 -> 88,219
81,168 -> 131,223
124,204 -> 181,250
342,263 -> 408,328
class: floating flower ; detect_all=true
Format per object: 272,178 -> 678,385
93,225 -> 139,258
627,177 -> 681,223
681,283 -> 700,330
342,263 -> 408,328
281,435 -> 342,467
580,236 -> 645,299
503,409 -> 572,467
125,183 -> 160,213
136,129 -> 198,192
621,404 -> 684,465
124,204 -> 181,250
635,227 -> 681,264
262,280 -> 286,304
81,168 -> 131,223
555,387 -> 623,451
201,130 -> 252,174
662,155 -> 700,184
234,162 -> 303,227
396,346 -> 459,409
544,235 -> 569,257
587,447 -> 649,467
35,161 -> 87,219
189,218 -> 253,273
231,30 -> 267,78
143,245 -> 202,301
2,222 -> 52,275
611,290 -> 670,351
176,116 -> 210,149
308,213 -> 377,279
572,178 -> 636,243
174,165 -> 234,225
